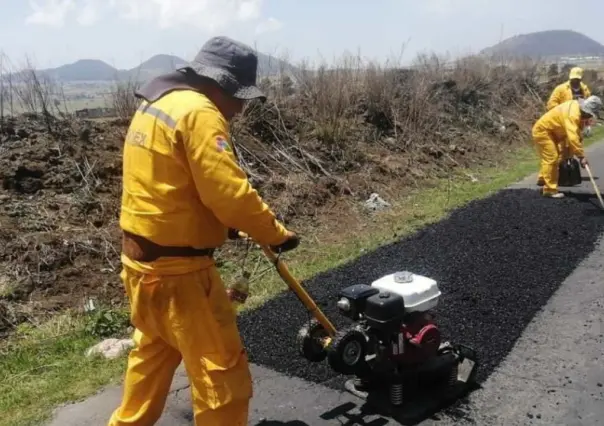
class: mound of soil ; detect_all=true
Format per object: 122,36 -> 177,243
0,106 -> 518,335
0,115 -> 126,333
237,189 -> 604,388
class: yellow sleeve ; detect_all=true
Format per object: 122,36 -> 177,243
564,110 -> 584,157
583,83 -> 591,98
176,108 -> 290,246
546,86 -> 562,110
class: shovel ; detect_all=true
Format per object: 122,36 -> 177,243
584,163 -> 604,210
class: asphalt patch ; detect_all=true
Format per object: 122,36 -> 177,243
237,188 -> 604,391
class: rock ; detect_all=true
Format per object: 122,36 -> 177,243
364,192 -> 391,211
86,338 -> 134,359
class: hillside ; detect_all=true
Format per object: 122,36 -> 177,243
125,54 -> 188,82
0,55 -> 551,336
44,59 -> 119,82
481,30 -> 604,59
33,51 -> 295,83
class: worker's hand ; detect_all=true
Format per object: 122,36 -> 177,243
270,231 -> 300,253
579,157 -> 589,168
228,228 -> 240,239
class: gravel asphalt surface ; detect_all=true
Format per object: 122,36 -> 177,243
48,141 -> 604,426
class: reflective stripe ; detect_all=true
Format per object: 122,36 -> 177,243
138,103 -> 177,129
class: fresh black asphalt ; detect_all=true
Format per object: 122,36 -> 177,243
237,188 -> 604,392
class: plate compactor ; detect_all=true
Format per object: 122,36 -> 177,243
297,270 -> 479,411
240,232 -> 478,416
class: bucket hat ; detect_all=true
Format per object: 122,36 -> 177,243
179,36 -> 266,102
579,95 -> 602,119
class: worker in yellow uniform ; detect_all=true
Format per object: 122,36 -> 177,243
545,67 -> 593,161
547,67 -> 592,111
533,95 -> 602,198
108,36 -> 300,426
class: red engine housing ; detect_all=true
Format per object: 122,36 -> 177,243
389,313 -> 441,365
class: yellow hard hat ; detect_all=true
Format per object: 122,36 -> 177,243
569,67 -> 583,80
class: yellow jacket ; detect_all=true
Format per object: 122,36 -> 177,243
546,81 -> 591,111
533,100 -> 585,157
120,89 -> 289,274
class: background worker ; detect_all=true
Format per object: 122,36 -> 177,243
547,67 -> 592,110
545,67 -> 593,164
533,95 -> 602,198
108,36 -> 300,426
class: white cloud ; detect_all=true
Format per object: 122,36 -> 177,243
26,0 -> 75,27
255,17 -> 283,35
108,0 -> 155,22
420,0 -> 489,16
110,0 -> 265,31
76,0 -> 100,26
237,0 -> 262,21
27,0 -> 267,30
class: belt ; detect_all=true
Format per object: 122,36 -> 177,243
121,230 -> 215,262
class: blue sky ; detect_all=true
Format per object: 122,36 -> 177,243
1,0 -> 603,70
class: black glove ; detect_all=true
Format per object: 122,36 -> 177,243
270,232 -> 300,253
228,228 -> 240,240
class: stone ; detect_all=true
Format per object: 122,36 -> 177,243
86,338 -> 134,360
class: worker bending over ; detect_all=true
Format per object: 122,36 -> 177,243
108,36 -> 299,426
533,95 -> 602,198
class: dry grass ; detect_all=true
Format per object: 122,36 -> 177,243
0,48 -> 599,335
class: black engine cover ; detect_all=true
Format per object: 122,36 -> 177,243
338,284 -> 380,300
337,284 -> 380,320
364,291 -> 405,331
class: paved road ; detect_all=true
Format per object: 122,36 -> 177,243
48,141 -> 604,426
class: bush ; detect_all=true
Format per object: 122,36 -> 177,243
84,308 -> 130,339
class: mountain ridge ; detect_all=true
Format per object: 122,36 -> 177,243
30,52 -> 296,83
16,30 -> 604,83
480,29 -> 604,59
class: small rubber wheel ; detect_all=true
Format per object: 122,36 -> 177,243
326,328 -> 367,375
297,318 -> 329,362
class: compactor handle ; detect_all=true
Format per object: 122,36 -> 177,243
235,231 -> 337,336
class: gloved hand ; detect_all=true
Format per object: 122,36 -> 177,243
579,156 -> 589,168
228,228 -> 241,240
270,231 -> 300,253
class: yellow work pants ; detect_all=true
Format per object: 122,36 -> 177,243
108,265 -> 252,426
533,131 -> 560,195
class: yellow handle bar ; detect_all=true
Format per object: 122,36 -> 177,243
237,231 -> 337,336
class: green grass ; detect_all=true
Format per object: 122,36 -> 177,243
589,124 -> 604,141
0,313 -> 128,426
1,131 -> 603,426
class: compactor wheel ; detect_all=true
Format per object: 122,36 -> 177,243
297,318 -> 330,362
326,327 -> 368,375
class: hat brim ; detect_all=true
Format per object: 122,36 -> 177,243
582,109 -> 600,120
178,62 -> 266,102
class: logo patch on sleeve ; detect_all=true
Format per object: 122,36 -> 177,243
216,136 -> 232,153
